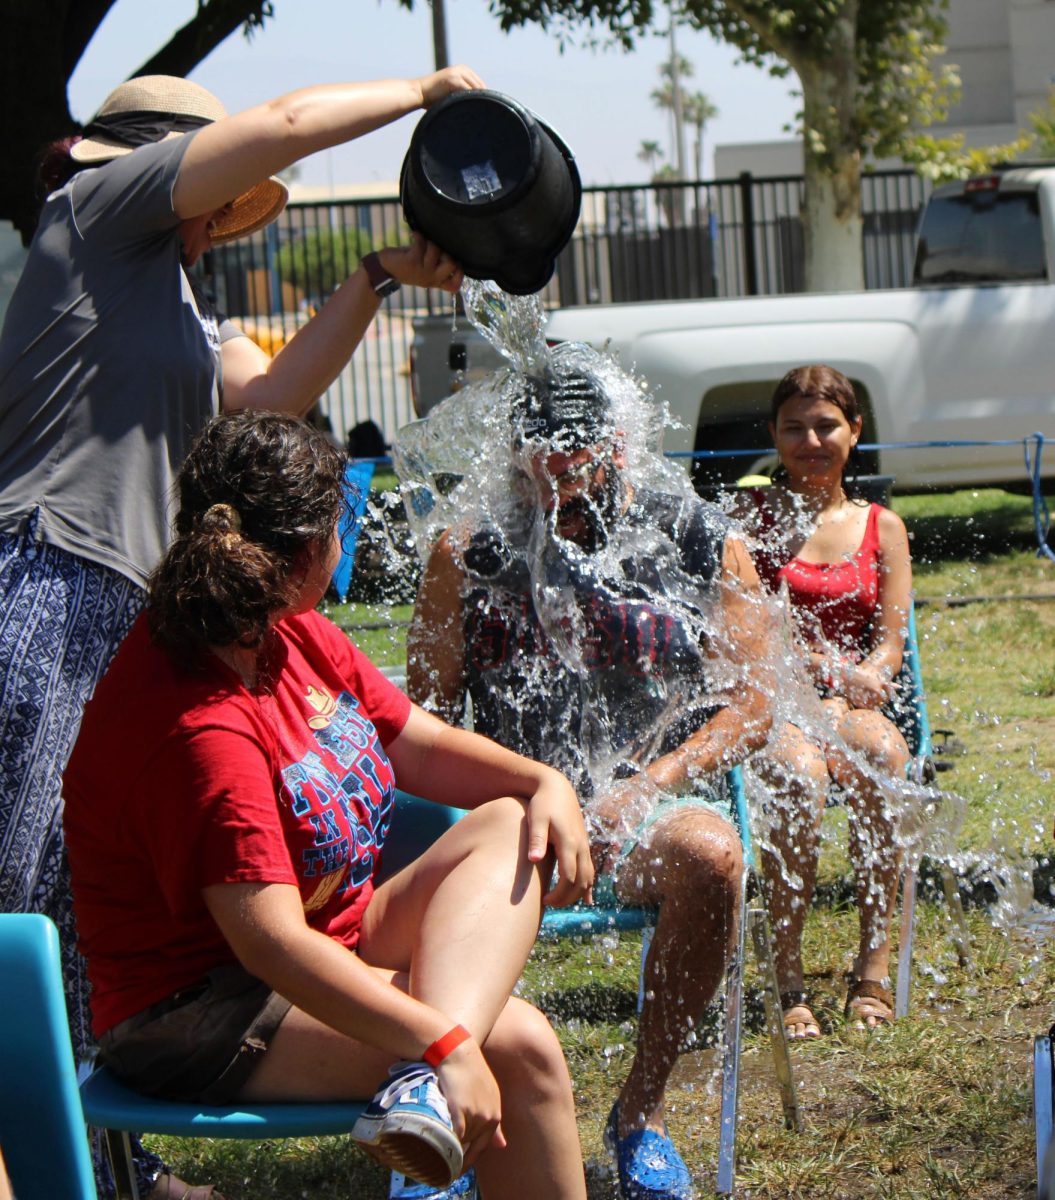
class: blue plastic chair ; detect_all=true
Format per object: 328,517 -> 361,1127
1035,1029 -> 1055,1199
0,912 -> 98,1200
330,460 -> 376,603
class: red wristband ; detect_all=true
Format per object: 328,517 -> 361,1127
423,1024 -> 472,1068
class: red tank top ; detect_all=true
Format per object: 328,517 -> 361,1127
749,492 -> 882,659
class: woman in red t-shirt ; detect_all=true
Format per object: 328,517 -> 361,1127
732,365 -> 913,1039
64,412 -> 593,1199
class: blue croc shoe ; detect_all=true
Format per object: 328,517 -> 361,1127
389,1168 -> 477,1199
604,1103 -> 694,1200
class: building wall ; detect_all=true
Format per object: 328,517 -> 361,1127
715,0 -> 1055,177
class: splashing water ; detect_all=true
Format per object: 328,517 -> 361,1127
393,279 -> 1040,994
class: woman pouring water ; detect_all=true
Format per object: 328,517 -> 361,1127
0,66 -> 480,1199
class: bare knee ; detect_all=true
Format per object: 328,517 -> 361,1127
650,814 -> 742,918
485,997 -> 570,1098
833,711 -> 910,779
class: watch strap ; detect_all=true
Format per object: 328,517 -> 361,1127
361,251 -> 400,297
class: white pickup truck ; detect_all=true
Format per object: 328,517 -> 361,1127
412,165 -> 1055,493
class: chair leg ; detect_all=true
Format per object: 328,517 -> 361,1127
637,926 -> 653,1015
940,865 -> 970,967
895,866 -> 918,1019
1035,1035 -> 1054,1200
716,869 -> 750,1197
102,1129 -> 141,1200
747,904 -> 802,1133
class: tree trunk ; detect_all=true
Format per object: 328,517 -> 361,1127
1,2 -> 81,243
801,148 -> 863,293
796,4 -> 864,293
0,1 -> 272,243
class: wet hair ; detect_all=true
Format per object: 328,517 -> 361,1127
148,411 -> 347,659
769,364 -> 867,494
37,136 -> 86,199
770,364 -> 861,427
513,366 -> 616,453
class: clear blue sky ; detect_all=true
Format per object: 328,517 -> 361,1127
69,0 -> 799,192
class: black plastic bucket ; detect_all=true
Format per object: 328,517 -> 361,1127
400,90 -> 582,295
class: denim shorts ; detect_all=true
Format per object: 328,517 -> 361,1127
97,963 -> 292,1104
593,788 -> 736,908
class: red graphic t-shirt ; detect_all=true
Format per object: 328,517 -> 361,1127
64,610 -> 411,1037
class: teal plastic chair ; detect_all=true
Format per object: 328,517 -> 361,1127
0,912 -> 98,1200
1035,1028 -> 1055,1199
79,789 -> 461,1199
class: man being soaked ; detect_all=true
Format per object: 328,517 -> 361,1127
408,354 -> 773,1200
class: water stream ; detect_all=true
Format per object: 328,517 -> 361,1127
393,278 -> 1039,1022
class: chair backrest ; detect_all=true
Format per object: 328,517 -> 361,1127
375,789 -> 465,884
0,914 -> 97,1199
331,461 -> 376,603
890,604 -> 932,761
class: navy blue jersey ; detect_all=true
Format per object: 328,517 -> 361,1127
462,489 -> 730,794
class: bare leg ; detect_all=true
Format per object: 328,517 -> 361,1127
359,796 -> 548,1040
828,709 -> 909,1026
755,723 -> 829,1038
242,797 -> 551,1098
236,798 -> 587,1194
611,806 -> 742,1134
472,998 -> 587,1200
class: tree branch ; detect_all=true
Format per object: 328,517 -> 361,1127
61,0 -> 119,80
131,0 -> 272,81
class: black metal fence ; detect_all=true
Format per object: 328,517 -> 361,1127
198,168 -> 928,444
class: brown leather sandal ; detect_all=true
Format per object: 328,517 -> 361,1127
843,977 -> 894,1027
779,989 -> 822,1040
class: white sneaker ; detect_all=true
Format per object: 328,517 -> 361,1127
352,1062 -> 463,1188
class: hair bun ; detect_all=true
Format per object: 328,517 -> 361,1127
202,502 -> 242,532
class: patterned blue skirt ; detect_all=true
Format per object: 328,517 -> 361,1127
0,519 -> 162,1193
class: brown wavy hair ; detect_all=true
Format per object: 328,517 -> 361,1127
770,364 -> 860,425
770,364 -> 866,494
148,411 -> 347,659
37,136 -> 86,199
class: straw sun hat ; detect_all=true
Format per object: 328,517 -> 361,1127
70,75 -> 288,244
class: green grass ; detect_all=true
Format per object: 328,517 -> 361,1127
145,487 -> 1055,1198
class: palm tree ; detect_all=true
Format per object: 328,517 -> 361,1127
650,51 -> 694,180
683,91 -> 719,181
638,139 -> 664,180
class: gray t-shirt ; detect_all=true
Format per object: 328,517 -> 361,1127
0,135 -> 243,586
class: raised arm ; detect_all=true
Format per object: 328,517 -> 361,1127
221,234 -> 462,415
407,529 -> 471,726
173,68 -> 484,220
189,68 -> 482,415
641,535 -> 774,793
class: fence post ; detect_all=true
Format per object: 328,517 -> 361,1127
739,171 -> 759,296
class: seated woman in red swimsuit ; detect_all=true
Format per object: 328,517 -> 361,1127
63,411 -> 592,1199
732,364 -> 913,1038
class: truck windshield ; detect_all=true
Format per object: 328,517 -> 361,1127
913,190 -> 1047,285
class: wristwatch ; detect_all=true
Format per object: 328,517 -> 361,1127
360,252 -> 401,298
